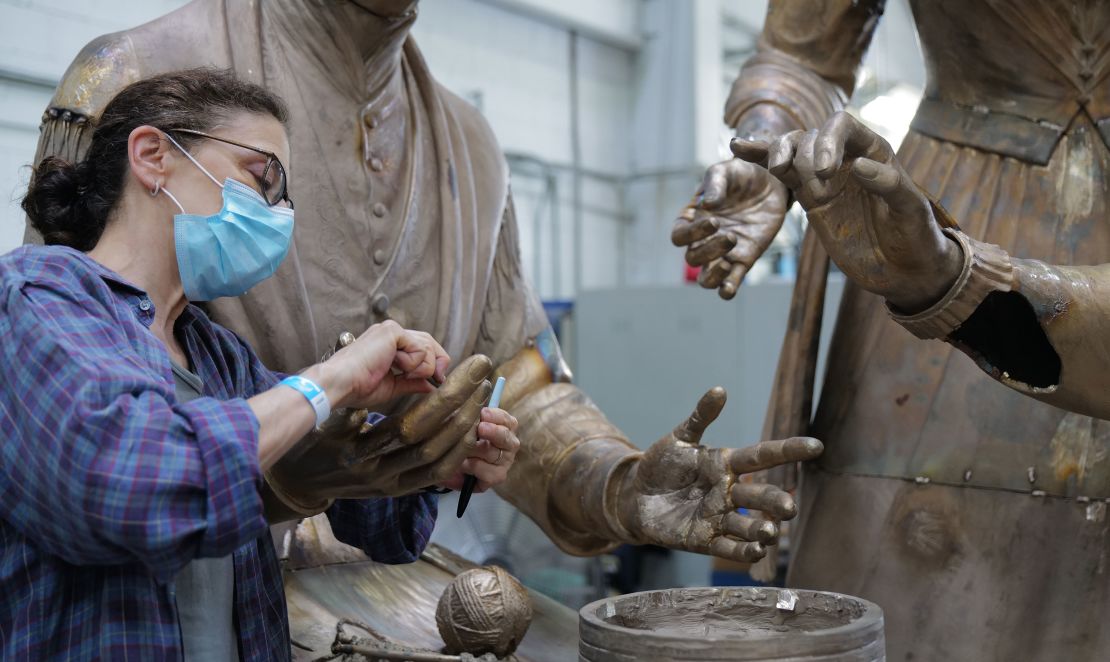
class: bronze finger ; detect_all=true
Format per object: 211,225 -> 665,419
729,138 -> 770,167
723,511 -> 778,544
392,354 -> 493,442
698,257 -> 732,289
817,111 -> 893,174
709,537 -> 766,563
672,215 -> 719,247
719,262 -> 748,300
380,379 -> 492,476
730,482 -> 798,520
700,166 -> 730,207
684,234 -> 737,266
672,387 -> 727,445
850,158 -> 927,217
396,380 -> 491,489
730,437 -> 823,474
396,426 -> 477,493
766,130 -> 806,187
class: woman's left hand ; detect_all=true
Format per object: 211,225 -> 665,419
437,407 -> 520,492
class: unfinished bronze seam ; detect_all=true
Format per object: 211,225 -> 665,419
814,464 -> 1110,502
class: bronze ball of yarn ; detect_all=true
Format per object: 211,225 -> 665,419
436,566 -> 534,657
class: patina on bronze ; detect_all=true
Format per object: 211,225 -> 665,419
29,0 -> 822,656
578,587 -> 884,661
673,1 -> 1110,659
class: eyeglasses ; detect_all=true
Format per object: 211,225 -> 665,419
169,128 -> 293,208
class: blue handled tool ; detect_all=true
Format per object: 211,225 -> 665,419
457,376 -> 506,518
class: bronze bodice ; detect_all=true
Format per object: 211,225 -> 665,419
909,0 -> 1110,162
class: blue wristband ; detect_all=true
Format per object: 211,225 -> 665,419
279,375 -> 331,428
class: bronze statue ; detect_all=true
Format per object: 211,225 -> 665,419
673,1 -> 1110,659
28,0 -> 822,655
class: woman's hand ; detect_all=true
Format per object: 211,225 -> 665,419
319,320 -> 450,410
256,321 -> 451,472
436,406 -> 520,493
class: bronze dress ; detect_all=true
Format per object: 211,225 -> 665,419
730,1 -> 1110,659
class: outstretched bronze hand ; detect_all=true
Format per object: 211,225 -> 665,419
732,111 -> 963,313
672,159 -> 790,299
615,387 -> 823,562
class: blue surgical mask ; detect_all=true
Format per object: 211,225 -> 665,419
160,134 -> 294,301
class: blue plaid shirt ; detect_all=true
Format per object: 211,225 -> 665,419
0,245 -> 438,661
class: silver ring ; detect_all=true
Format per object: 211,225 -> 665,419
495,448 -> 504,465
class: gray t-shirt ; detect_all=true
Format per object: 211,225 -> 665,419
171,362 -> 241,662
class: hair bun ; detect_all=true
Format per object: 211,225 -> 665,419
22,156 -> 103,251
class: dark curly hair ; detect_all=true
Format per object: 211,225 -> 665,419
22,68 -> 289,251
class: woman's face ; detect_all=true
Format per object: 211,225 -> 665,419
163,112 -> 291,216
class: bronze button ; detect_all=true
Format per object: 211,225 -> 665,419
363,113 -> 378,129
373,248 -> 387,265
371,293 -> 390,316
370,157 -> 384,172
372,203 -> 387,217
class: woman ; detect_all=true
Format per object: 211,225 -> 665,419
1,69 -> 519,660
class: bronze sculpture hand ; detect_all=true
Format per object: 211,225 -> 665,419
732,112 -> 964,313
265,354 -> 494,520
614,388 -> 823,562
672,159 -> 790,299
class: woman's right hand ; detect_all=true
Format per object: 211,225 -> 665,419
318,320 -> 450,410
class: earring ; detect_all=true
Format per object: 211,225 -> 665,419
150,181 -> 161,196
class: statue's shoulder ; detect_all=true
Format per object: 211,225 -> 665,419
50,0 -> 231,120
435,83 -> 509,183
437,85 -> 499,143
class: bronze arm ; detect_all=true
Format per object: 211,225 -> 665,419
491,333 -> 821,561
487,331 -> 619,554
724,0 -> 885,139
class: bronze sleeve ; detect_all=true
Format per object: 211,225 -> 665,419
490,338 -> 641,556
495,381 -> 639,556
724,0 -> 885,139
954,256 -> 1110,420
890,232 -> 1110,419
477,189 -> 645,554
